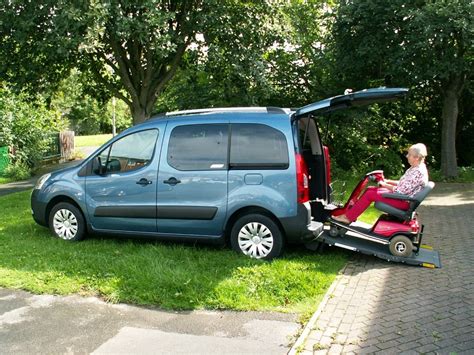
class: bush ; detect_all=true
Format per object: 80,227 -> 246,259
430,166 -> 474,183
3,161 -> 31,180
0,87 -> 66,171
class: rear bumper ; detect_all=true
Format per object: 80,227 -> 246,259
280,202 -> 324,243
31,189 -> 48,227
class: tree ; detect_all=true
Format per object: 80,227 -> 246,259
0,1 -> 272,125
260,0 -> 337,107
331,0 -> 473,178
50,69 -> 132,135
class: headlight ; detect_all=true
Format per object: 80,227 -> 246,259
34,173 -> 51,190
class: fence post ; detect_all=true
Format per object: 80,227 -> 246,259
59,131 -> 75,162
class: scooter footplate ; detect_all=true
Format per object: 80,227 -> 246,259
318,231 -> 441,268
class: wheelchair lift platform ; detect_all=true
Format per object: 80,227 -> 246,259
316,225 -> 441,268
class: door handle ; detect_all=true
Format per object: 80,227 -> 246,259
163,177 -> 181,186
136,178 -> 152,186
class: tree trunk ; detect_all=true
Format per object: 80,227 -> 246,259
440,74 -> 464,179
130,102 -> 153,126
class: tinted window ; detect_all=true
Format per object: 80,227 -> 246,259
168,124 -> 228,171
230,124 -> 289,169
95,129 -> 158,174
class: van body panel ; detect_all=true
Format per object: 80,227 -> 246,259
31,168 -> 87,226
226,114 -> 298,218
31,87 -> 408,257
227,171 -> 296,219
84,127 -> 162,233
156,118 -> 229,237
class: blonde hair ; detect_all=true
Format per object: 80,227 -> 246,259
409,143 -> 428,161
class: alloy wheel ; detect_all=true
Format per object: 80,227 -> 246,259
53,209 -> 79,240
237,222 -> 274,259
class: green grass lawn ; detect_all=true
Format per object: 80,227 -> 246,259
0,190 -> 349,318
75,134 -> 113,147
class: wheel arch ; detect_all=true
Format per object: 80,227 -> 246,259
224,206 -> 285,244
46,196 -> 87,228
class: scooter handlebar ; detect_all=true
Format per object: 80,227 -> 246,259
366,170 -> 385,182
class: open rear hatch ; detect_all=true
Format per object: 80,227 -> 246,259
292,87 -> 409,212
293,87 -> 409,118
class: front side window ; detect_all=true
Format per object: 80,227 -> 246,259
94,129 -> 159,174
168,124 -> 228,171
230,124 -> 289,169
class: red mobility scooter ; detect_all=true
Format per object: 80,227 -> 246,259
318,170 -> 440,267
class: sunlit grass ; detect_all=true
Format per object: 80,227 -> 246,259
0,190 -> 347,317
75,134 -> 112,147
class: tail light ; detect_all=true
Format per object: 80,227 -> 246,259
410,218 -> 420,233
295,153 -> 310,203
323,146 -> 331,185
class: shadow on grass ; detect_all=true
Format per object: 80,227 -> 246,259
0,191 -> 348,314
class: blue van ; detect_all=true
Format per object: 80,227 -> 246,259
31,88 -> 407,259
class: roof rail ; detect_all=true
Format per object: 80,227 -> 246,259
163,107 -> 290,117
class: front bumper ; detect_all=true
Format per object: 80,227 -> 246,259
31,189 -> 48,226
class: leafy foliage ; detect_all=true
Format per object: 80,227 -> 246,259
330,0 -> 473,176
0,0 -> 471,177
0,87 -> 65,170
50,70 -> 132,135
1,0 -> 275,124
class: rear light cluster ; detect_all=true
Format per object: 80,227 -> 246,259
409,218 -> 420,233
295,153 -> 309,203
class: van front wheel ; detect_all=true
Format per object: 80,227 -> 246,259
49,202 -> 85,241
230,214 -> 283,260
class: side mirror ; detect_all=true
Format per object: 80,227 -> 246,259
92,156 -> 106,176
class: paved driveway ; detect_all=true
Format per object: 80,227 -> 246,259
298,183 -> 474,354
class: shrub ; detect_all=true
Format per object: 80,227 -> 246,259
0,87 -> 66,171
3,161 -> 31,180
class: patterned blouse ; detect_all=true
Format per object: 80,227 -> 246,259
394,163 -> 429,197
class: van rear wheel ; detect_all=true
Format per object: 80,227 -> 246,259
230,214 -> 283,260
49,202 -> 85,241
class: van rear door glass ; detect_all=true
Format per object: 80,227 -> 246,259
230,124 -> 289,169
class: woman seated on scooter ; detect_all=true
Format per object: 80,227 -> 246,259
333,143 -> 429,224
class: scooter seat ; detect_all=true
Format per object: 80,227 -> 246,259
375,181 -> 435,220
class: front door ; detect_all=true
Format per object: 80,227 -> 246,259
85,129 -> 161,233
157,122 -> 229,238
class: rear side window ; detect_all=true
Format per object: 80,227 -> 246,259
168,124 -> 228,171
230,124 -> 289,169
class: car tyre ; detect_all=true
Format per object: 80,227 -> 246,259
230,214 -> 283,260
49,202 -> 85,241
389,234 -> 413,257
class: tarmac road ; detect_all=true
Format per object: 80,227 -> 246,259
0,288 -> 299,354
